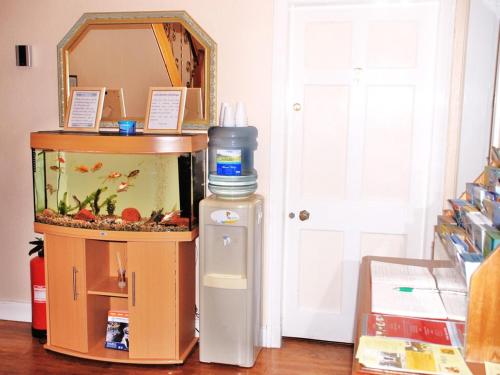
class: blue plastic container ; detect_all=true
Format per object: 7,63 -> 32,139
207,126 -> 258,197
118,120 -> 136,135
208,126 -> 257,177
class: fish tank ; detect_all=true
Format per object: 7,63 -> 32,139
31,132 -> 206,233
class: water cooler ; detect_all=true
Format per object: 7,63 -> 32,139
199,103 -> 263,367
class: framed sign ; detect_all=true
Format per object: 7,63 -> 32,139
64,87 -> 105,132
144,87 -> 187,134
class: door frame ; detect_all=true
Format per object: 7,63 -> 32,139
265,0 -> 464,348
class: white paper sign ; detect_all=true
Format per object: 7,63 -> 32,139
33,285 -> 46,302
148,90 -> 182,130
68,90 -> 100,128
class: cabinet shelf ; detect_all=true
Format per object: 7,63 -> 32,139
87,277 -> 128,298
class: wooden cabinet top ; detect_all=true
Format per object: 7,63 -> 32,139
34,222 -> 198,242
30,131 -> 207,154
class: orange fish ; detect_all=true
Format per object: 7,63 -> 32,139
58,157 -> 65,163
91,162 -> 103,172
117,181 -> 132,193
46,184 -> 56,195
107,172 -> 122,180
50,165 -> 61,171
74,165 -> 89,173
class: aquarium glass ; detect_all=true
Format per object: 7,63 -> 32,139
32,149 -> 205,232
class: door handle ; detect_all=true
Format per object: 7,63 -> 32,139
132,271 -> 136,307
299,210 -> 310,221
72,266 -> 78,300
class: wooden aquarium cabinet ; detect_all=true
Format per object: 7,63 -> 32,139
40,229 -> 198,364
31,132 -> 206,364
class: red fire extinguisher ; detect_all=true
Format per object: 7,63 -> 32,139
29,237 -> 46,338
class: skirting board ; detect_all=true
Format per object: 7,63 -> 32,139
0,301 -> 31,322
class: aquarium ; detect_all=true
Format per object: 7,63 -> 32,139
32,137 -> 206,232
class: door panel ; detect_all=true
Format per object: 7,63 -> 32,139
283,2 -> 439,342
301,84 -> 350,199
128,241 -> 176,359
366,21 -> 418,68
298,230 -> 344,313
45,234 -> 88,352
362,85 -> 414,201
305,22 -> 353,70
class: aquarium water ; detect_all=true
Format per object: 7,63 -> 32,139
32,149 -> 205,232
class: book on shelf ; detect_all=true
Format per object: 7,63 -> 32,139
356,336 -> 472,375
105,310 -> 129,351
449,199 -> 478,228
435,223 -> 485,288
457,252 -> 483,289
362,313 -> 465,347
370,261 -> 467,321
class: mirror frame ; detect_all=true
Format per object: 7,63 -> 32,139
57,11 -> 217,131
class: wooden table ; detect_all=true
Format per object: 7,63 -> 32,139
351,256 -> 486,375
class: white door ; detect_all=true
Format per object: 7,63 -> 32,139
283,2 -> 439,342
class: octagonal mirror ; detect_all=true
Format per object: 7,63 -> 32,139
58,11 -> 216,131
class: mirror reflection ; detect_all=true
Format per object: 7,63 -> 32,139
58,12 -> 216,130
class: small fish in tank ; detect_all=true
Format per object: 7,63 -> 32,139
91,162 -> 103,172
33,150 -> 205,232
104,171 -> 122,182
46,184 -> 56,195
117,181 -> 132,193
127,169 -> 140,179
75,165 -> 89,173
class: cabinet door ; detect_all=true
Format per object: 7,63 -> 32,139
128,241 -> 176,359
45,234 -> 88,352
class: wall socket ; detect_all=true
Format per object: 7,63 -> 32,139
15,45 -> 32,67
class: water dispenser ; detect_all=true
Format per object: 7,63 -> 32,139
199,102 -> 263,367
199,194 -> 263,367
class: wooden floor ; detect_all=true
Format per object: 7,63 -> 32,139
0,320 -> 354,374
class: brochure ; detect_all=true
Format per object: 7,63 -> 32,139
356,336 -> 472,375
362,313 -> 465,347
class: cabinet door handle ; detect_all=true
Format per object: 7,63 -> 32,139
132,271 -> 136,306
72,266 -> 78,301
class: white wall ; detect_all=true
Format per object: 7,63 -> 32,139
456,0 -> 499,192
0,0 -> 273,321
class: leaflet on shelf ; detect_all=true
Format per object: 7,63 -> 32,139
356,336 -> 472,375
361,313 -> 465,347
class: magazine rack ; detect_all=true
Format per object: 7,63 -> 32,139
433,166 -> 500,364
352,256 -> 492,375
